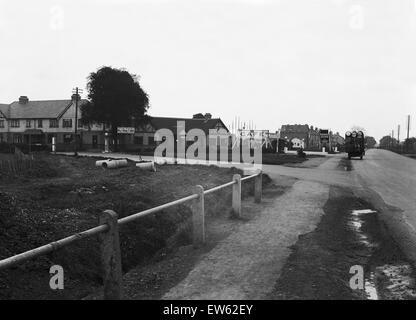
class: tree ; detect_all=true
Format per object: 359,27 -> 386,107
81,66 -> 149,150
404,137 -> 416,153
364,136 -> 377,148
379,135 -> 398,149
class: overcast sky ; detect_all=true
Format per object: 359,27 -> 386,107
1,0 -> 415,140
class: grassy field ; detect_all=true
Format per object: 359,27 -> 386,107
0,153 -> 269,299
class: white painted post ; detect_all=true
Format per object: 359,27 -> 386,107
232,174 -> 242,218
52,137 -> 56,153
254,171 -> 262,203
99,210 -> 122,300
192,185 -> 205,247
104,135 -> 109,153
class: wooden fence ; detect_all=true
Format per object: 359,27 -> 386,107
0,171 -> 262,299
0,148 -> 34,176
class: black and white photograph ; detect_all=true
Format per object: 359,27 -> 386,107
1,0 -> 416,310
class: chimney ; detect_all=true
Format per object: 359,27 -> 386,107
19,96 -> 29,104
71,93 -> 81,102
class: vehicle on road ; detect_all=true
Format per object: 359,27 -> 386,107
345,131 -> 365,160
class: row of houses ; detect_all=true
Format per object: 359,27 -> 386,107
0,96 -> 229,152
0,95 -> 345,153
278,124 -> 345,151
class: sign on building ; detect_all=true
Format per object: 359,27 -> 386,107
117,127 -> 135,134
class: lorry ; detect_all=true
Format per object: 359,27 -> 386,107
345,131 -> 365,160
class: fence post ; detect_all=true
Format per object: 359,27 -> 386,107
232,174 -> 242,218
254,170 -> 262,203
99,210 -> 122,300
192,185 -> 205,247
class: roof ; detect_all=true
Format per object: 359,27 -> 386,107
149,117 -> 229,135
6,99 -> 87,119
0,104 -> 9,118
281,124 -> 310,132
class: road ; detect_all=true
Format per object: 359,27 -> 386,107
162,149 -> 416,299
74,149 -> 416,299
351,149 -> 416,264
263,149 -> 416,263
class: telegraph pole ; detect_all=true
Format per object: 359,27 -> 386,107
397,125 -> 400,143
407,115 -> 411,140
391,130 -> 394,149
72,87 -> 83,156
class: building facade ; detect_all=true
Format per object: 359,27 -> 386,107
129,114 -> 229,153
0,98 -> 229,153
279,124 -> 343,151
0,96 -> 105,151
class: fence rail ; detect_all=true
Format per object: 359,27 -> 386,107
0,170 -> 263,299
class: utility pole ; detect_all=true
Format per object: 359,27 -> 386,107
72,87 -> 83,156
397,125 -> 400,143
407,115 -> 411,140
391,130 -> 394,149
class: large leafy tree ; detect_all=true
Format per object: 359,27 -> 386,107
404,137 -> 416,152
81,66 -> 149,150
379,135 -> 398,148
364,136 -> 377,148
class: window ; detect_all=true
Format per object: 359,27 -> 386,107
134,136 -> 144,145
63,134 -> 73,144
63,119 -> 72,128
0,120 -> 4,128
78,119 -> 83,128
92,135 -> 98,147
148,137 -> 154,145
37,120 -> 43,128
10,120 -> 20,128
49,119 -> 59,128
13,135 -> 22,143
26,120 -> 31,128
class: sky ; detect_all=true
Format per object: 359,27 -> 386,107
0,0 -> 415,141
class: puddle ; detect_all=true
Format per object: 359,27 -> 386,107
365,273 -> 378,300
348,209 -> 378,249
348,208 -> 416,300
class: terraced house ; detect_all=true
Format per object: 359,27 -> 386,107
0,95 -> 106,151
0,97 -> 229,152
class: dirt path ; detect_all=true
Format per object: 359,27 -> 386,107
162,180 -> 329,300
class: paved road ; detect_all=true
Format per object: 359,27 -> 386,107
263,149 -> 416,265
350,149 -> 416,263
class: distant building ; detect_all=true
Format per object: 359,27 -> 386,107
280,124 -> 309,149
330,132 -> 345,151
0,96 -> 106,151
279,124 -> 342,151
0,98 -> 229,153
132,114 -> 229,152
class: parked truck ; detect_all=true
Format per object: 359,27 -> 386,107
345,131 -> 365,160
